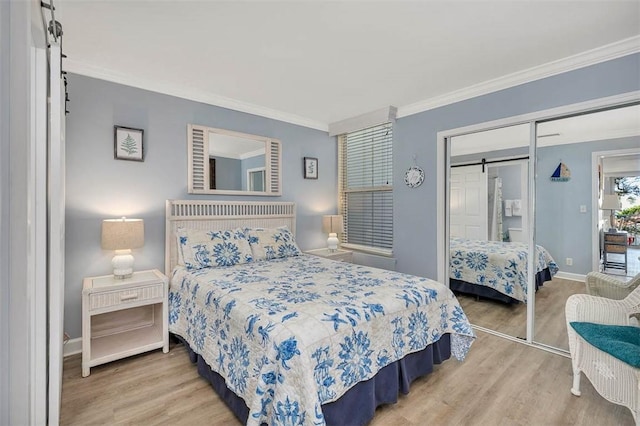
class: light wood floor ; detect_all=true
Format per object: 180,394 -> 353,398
60,331 -> 635,425
457,277 -> 586,351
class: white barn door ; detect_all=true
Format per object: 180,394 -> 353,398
450,165 -> 488,240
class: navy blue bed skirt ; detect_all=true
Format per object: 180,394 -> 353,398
176,333 -> 452,426
450,267 -> 553,304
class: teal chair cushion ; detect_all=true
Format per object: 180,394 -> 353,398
570,322 -> 640,368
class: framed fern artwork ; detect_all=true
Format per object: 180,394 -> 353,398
114,126 -> 144,161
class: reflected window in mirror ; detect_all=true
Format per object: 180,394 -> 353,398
188,124 -> 281,195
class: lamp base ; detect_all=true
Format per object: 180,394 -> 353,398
327,233 -> 339,252
112,249 -> 134,279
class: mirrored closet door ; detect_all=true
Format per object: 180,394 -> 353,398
443,97 -> 639,354
533,104 -> 640,351
448,123 -> 532,339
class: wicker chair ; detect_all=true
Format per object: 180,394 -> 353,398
585,271 -> 640,300
566,286 -> 640,425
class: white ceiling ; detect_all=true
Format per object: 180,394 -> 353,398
57,1 -> 640,130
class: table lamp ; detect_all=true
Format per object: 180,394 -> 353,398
600,194 -> 621,232
101,217 -> 144,279
322,215 -> 344,252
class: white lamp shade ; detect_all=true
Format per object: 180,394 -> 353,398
600,194 -> 621,210
322,215 -> 344,234
101,218 -> 144,250
102,218 -> 144,279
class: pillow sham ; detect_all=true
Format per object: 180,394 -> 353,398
177,227 -> 253,270
246,226 -> 301,260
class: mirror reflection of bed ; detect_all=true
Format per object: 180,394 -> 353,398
449,125 -> 541,340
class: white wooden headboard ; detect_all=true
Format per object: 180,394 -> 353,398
165,200 -> 296,277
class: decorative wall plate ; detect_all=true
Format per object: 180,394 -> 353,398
404,166 -> 425,188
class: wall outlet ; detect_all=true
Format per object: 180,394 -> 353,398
580,205 -> 587,213
565,257 -> 573,266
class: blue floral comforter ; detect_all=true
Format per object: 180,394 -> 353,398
169,255 -> 475,426
450,238 -> 559,302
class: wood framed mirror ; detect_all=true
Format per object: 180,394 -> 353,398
188,124 -> 282,196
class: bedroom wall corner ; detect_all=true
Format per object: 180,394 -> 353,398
64,74 -> 336,340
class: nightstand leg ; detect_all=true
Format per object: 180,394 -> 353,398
82,365 -> 90,377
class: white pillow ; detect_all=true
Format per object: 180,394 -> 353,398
176,227 -> 253,270
246,226 -> 301,260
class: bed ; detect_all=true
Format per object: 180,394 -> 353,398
165,200 -> 475,426
449,237 -> 559,304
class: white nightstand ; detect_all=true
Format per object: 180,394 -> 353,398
305,248 -> 353,263
82,269 -> 168,377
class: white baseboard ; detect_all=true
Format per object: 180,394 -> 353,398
63,337 -> 82,358
555,271 -> 586,282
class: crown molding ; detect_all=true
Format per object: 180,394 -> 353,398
397,36 -> 640,119
63,59 -> 329,132
65,36 -> 639,131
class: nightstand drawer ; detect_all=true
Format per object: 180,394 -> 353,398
604,244 -> 626,254
604,234 -> 626,244
89,283 -> 164,310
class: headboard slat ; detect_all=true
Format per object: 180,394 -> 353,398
165,200 -> 297,276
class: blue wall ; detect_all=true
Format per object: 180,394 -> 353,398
394,53 -> 640,278
536,136 -> 640,275
64,74 -> 336,338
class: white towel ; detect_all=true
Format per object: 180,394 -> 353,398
504,200 -> 513,217
512,199 -> 522,216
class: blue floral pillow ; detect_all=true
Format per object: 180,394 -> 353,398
177,227 -> 253,270
246,226 -> 301,260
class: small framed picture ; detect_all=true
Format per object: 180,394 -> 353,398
304,157 -> 318,179
114,126 -> 144,161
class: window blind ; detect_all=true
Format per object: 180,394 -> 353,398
339,122 -> 393,253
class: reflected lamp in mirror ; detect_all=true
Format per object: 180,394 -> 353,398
101,217 -> 144,279
322,215 -> 344,252
600,194 -> 621,232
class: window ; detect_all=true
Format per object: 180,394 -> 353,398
338,122 -> 393,255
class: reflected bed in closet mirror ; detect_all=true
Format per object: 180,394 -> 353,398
449,237 -> 559,304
